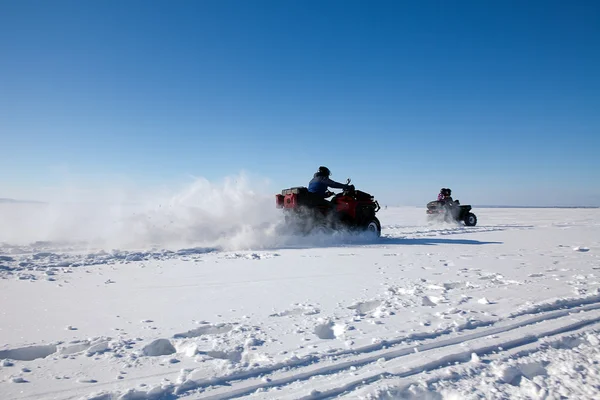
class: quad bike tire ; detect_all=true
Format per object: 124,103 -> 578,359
464,212 -> 477,227
365,217 -> 382,237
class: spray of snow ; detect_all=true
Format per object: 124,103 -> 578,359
0,173 -> 379,251
0,174 -> 279,250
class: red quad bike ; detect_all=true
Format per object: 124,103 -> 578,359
276,179 -> 382,237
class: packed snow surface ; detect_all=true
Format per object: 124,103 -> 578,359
1,204 -> 600,399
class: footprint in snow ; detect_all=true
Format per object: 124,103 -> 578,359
573,247 -> 590,252
313,321 -> 345,340
0,344 -> 58,361
77,378 -> 98,384
60,342 -> 91,355
173,323 -> 233,338
443,282 -> 469,290
269,307 -> 320,317
200,349 -> 243,363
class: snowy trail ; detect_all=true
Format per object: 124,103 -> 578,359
8,296 -> 600,400
329,323 -> 600,400
1,207 -> 599,400
278,315 -> 600,400
174,301 -> 600,399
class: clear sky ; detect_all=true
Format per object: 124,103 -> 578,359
1,0 -> 599,206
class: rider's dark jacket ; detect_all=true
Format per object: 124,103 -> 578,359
308,173 -> 350,197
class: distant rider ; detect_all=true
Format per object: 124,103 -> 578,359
438,188 -> 454,203
308,166 -> 353,198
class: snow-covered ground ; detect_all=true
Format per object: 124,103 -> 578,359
1,205 -> 600,399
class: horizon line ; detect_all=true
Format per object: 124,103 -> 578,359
1,198 -> 598,209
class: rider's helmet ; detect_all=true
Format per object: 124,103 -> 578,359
318,166 -> 331,177
445,188 -> 452,196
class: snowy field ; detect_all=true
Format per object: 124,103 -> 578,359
1,204 -> 600,399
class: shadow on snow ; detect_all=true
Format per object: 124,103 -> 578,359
259,234 -> 503,250
379,236 -> 503,246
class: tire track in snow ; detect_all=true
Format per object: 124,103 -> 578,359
195,300 -> 600,399
326,322 -> 600,400
382,224 -> 533,238
291,312 -> 600,400
25,296 -> 600,400
510,293 -> 600,318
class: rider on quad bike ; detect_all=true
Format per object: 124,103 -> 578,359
427,188 -> 476,226
437,188 -> 458,205
276,167 -> 382,236
308,166 -> 354,204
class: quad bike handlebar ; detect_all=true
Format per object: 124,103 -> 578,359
337,179 -> 381,212
333,179 -> 379,210
343,178 -> 355,195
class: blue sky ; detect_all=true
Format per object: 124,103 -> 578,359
1,0 -> 599,206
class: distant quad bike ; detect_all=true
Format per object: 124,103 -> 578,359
426,200 -> 478,226
276,180 -> 382,236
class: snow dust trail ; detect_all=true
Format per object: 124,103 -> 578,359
0,174 -> 284,251
0,174 -> 392,253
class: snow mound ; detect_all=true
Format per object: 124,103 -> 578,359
142,339 -> 176,357
348,300 -> 382,315
422,296 -> 444,307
